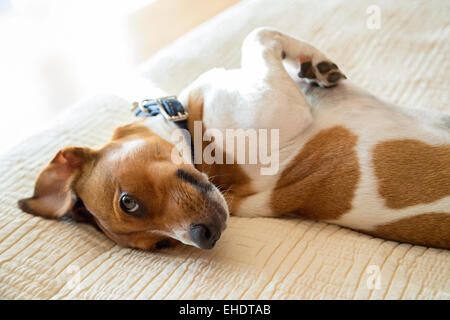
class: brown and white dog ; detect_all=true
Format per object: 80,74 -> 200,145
19,28 -> 450,250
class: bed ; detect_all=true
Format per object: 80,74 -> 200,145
0,0 -> 449,299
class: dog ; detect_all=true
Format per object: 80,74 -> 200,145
19,28 -> 450,250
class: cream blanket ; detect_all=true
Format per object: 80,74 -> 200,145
0,0 -> 449,299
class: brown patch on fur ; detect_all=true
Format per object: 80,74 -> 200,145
112,120 -> 154,140
373,139 -> 450,209
187,89 -> 254,213
271,126 -> 360,220
364,213 -> 450,249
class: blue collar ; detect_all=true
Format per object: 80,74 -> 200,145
131,96 -> 194,161
131,96 -> 189,130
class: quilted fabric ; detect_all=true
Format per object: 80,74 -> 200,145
0,0 -> 449,299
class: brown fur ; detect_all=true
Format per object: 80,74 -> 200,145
18,147 -> 92,219
20,91 -> 449,250
187,90 -> 254,213
19,121 -> 221,250
365,213 -> 450,249
373,139 -> 450,209
271,126 -> 360,220
112,121 -> 154,140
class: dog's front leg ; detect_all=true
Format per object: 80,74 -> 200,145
242,27 -> 346,88
239,27 -> 316,138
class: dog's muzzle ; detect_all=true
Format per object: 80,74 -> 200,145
189,223 -> 222,249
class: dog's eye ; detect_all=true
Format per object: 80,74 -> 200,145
119,194 -> 139,214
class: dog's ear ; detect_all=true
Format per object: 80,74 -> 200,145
18,147 -> 92,219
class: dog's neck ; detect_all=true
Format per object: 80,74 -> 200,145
139,113 -> 195,165
140,114 -> 180,142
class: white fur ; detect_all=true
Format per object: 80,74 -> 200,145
174,27 -> 450,229
107,138 -> 147,162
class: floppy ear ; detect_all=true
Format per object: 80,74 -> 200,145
18,147 -> 91,219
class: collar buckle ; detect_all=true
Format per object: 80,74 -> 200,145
130,95 -> 193,161
131,96 -> 188,122
155,96 -> 189,122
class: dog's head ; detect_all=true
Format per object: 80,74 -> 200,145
18,122 -> 228,250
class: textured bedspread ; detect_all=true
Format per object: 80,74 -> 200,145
0,0 -> 449,299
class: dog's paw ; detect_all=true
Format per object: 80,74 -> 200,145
298,56 -> 346,88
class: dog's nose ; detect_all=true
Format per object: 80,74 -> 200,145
189,223 -> 221,249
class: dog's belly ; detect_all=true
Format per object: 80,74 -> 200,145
223,102 -> 450,248
184,70 -> 450,248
